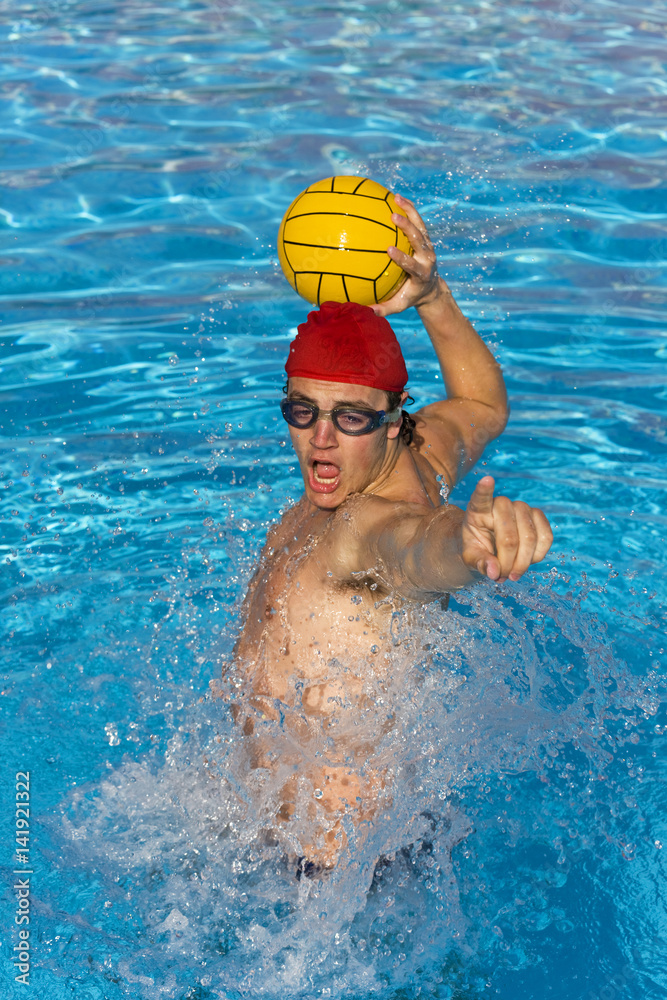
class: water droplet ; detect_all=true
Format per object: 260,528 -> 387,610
436,474 -> 450,503
104,722 -> 120,747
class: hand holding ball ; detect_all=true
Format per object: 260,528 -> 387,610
277,176 -> 413,306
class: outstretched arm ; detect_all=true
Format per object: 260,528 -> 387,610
333,478 -> 552,601
372,195 -> 508,487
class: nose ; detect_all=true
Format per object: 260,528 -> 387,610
310,415 -> 337,447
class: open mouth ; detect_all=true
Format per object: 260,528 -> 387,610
309,460 -> 341,493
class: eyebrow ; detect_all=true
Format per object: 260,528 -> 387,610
287,390 -> 377,409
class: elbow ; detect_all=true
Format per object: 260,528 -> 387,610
469,400 -> 508,450
470,390 -> 510,444
494,399 -> 510,438
483,396 -> 509,442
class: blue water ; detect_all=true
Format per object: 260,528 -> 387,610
1,1 -> 666,997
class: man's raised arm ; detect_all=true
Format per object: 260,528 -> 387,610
373,195 -> 509,487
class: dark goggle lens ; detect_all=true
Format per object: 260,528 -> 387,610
333,409 -> 376,434
281,399 -> 317,427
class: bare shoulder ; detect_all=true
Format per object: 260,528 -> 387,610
243,499 -> 306,596
407,404 -> 467,485
263,496 -> 307,545
410,398 -> 507,487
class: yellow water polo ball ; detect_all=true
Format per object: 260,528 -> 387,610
277,176 -> 413,306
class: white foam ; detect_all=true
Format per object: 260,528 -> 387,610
53,571 -> 654,997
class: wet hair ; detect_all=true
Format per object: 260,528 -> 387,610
386,390 -> 416,446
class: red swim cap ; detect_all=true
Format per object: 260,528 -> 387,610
285,301 -> 408,392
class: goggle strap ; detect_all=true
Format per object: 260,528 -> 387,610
381,407 -> 402,424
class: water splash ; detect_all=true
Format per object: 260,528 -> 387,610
42,566 -> 662,999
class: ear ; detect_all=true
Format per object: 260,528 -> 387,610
386,397 -> 408,440
384,389 -> 409,439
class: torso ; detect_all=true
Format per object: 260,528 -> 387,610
225,440 -> 447,865
232,443 -> 442,719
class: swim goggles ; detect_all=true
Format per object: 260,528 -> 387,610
280,398 -> 402,436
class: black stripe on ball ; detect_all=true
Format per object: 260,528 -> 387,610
285,210 -> 396,232
282,240 -> 390,254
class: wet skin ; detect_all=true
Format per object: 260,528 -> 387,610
224,195 -> 552,869
231,377 -> 442,866
229,381 -> 551,867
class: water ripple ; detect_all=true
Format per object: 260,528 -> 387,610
2,2 -> 666,998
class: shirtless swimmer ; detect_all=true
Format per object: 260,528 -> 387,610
229,196 -> 553,871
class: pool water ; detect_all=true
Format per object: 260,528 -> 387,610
1,1 -> 666,997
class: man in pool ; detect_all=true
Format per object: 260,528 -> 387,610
229,195 -> 552,872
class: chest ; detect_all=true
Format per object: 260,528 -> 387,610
242,510 -> 388,646
239,508 -> 324,636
